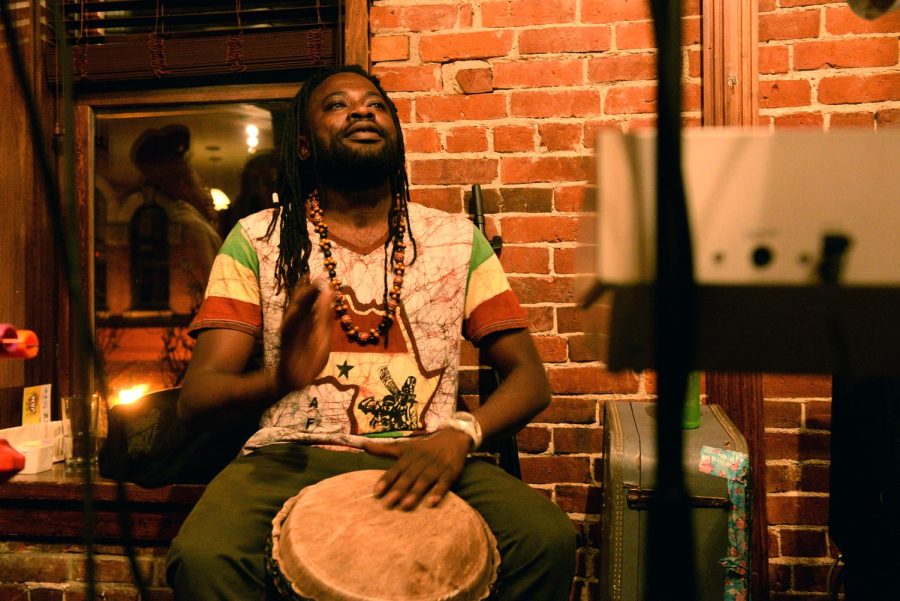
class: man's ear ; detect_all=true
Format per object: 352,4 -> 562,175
298,135 -> 311,161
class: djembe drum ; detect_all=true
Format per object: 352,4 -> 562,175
267,470 -> 500,601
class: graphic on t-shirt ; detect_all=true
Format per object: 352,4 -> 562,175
358,366 -> 419,432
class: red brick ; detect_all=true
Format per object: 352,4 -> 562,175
773,112 -> 825,128
759,79 -> 813,109
519,26 -> 611,54
588,53 -> 656,83
370,5 -> 460,32
445,126 -> 488,153
499,246 -> 550,275
420,30 -> 515,62
615,21 -> 655,50
534,335 -> 569,363
409,187 -> 462,213
501,215 -> 580,243
759,45 -> 790,74
520,455 -> 591,484
825,5 -> 900,35
554,426 -> 603,453
795,38 -> 899,71
493,59 -> 583,89
404,127 -> 441,153
459,340 -> 478,367
830,111 -> 875,128
534,397 -> 598,424
876,108 -> 900,128
392,98 -> 412,123
764,400 -> 803,428
682,16 -> 702,45
73,556 -> 153,583
0,554 -> 69,582
582,0 -> 651,24
793,563 -> 830,592
372,65 -> 440,93
489,187 -> 553,212
456,68 -> 493,94
553,246 -> 578,274
410,158 -> 498,185
501,156 -> 592,184
687,48 -> 702,78
538,123 -> 582,151
370,35 -> 410,62
482,0 -> 577,27
526,305 -> 555,332
516,425 -> 551,453
556,484 -> 603,513
547,365 -> 640,394
568,334 -> 605,362
0,585 -> 27,601
493,125 -> 535,152
759,10 -> 820,42
627,115 -> 658,129
605,84 -> 657,114
30,590 -> 65,601
805,400 -> 831,430
766,463 -> 801,493
558,303 -> 609,333
759,0 -> 777,12
555,185 -> 595,212
819,72 -> 900,105
764,374 -> 832,398
765,432 -> 830,461
780,0 -> 831,5
769,563 -> 791,592
800,463 -> 830,493
416,94 -> 507,122
510,90 -> 604,118
780,528 -> 828,557
767,495 -> 829,525
509,276 -> 575,303
584,119 -> 624,150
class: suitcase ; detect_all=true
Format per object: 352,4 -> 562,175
600,401 -> 749,601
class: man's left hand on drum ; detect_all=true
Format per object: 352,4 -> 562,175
361,428 -> 472,510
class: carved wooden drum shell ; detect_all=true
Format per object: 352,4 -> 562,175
267,469 -> 500,601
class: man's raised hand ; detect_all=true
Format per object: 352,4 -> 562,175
276,283 -> 333,396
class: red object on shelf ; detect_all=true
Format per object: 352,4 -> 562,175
0,439 -> 25,482
1,323 -> 39,359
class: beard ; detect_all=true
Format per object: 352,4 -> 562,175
313,132 -> 401,192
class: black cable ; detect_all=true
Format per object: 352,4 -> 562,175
647,1 -> 698,600
0,2 -> 149,599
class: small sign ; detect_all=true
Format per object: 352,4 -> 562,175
21,384 -> 52,425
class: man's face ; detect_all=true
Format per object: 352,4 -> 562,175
303,72 -> 401,191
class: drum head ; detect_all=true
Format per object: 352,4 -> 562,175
268,469 -> 500,601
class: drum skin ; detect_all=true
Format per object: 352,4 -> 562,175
267,470 -> 500,601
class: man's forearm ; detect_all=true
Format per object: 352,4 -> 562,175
178,366 -> 280,424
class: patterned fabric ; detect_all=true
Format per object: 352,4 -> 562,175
698,446 -> 751,601
190,203 -> 528,450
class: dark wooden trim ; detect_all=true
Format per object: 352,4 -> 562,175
1,463 -> 204,544
707,372 -> 768,601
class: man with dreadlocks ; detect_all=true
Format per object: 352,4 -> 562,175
166,66 -> 576,600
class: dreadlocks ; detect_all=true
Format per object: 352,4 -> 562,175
266,65 -> 417,306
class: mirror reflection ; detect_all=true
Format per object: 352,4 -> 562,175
94,101 -> 289,404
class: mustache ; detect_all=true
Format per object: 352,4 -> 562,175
343,122 -> 385,138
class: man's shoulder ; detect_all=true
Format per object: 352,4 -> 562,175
236,208 -> 278,239
408,202 -> 474,241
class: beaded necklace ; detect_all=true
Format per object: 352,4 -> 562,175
307,190 -> 406,345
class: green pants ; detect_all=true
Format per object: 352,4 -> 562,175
167,444 -> 576,600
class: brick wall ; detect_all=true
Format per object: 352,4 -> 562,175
759,2 -> 899,600
0,543 -> 171,600
371,0 -> 702,597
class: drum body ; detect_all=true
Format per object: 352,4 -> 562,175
267,469 -> 500,601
